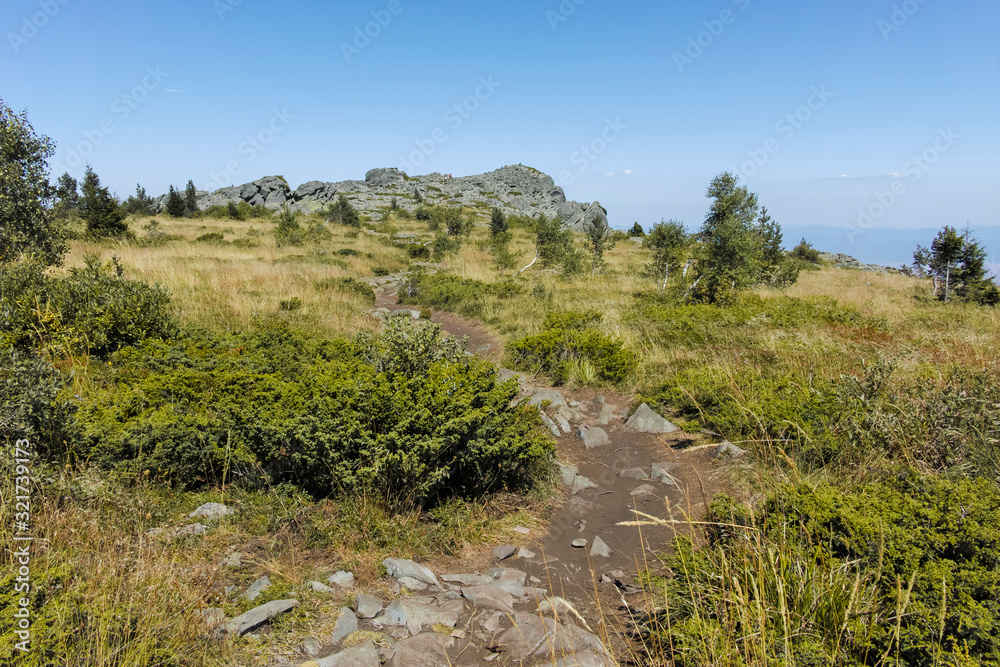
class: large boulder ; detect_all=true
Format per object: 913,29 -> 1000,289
625,404 -> 680,434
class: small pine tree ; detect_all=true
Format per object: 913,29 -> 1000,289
629,222 -> 645,237
52,172 -> 79,219
80,165 -> 128,237
790,238 -> 821,263
490,207 -> 508,236
330,195 -> 360,227
165,186 -> 186,218
584,216 -> 615,276
184,180 -> 200,216
122,183 -> 156,217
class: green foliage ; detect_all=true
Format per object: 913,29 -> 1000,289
121,183 -> 157,217
315,276 -> 376,304
279,296 -> 303,311
644,219 -> 692,290
629,222 -> 645,237
695,172 -> 763,302
507,311 -> 638,385
534,215 -> 581,276
0,348 -> 77,454
399,273 -> 523,319
915,226 -> 997,305
406,243 -> 431,260
791,237 -> 821,263
0,98 -> 67,265
51,172 -> 79,221
372,266 -> 391,277
164,185 -> 185,218
328,195 -> 360,227
80,166 -> 129,238
184,179 -> 199,216
432,231 -> 460,261
194,232 -> 227,245
274,209 -> 329,246
487,231 -> 516,273
76,319 -> 554,502
583,217 -> 615,275
490,207 -> 508,236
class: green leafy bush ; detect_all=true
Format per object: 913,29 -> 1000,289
400,273 -> 523,318
507,311 -> 638,385
76,319 -> 554,502
0,348 -> 77,455
194,232 -> 227,245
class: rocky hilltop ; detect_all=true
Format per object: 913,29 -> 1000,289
161,165 -> 608,230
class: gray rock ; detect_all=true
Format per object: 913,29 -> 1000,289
242,576 -> 271,601
307,580 -> 333,593
175,523 -> 208,537
571,539 -> 587,548
619,467 -> 649,480
575,425 -> 609,449
557,463 -> 579,487
312,640 -> 381,667
382,558 -> 440,588
527,388 -> 567,409
570,475 -> 597,495
462,584 -> 515,613
517,547 -> 536,559
715,441 -> 747,459
493,545 -> 517,561
225,599 -> 299,636
396,576 -> 428,591
651,462 -> 680,487
596,403 -> 618,426
477,610 -> 507,636
331,607 -> 358,644
328,570 -> 355,587
355,593 -> 383,619
441,573 -> 492,586
541,412 -> 563,438
496,613 -> 559,660
390,633 -> 454,667
630,484 -> 658,497
590,536 -> 612,558
189,502 -> 233,520
372,598 -> 464,635
513,526 -> 531,535
625,404 -> 680,434
554,414 -> 572,434
221,552 -> 243,568
303,636 -> 322,657
593,395 -> 605,405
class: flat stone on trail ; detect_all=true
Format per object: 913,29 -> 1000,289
390,633 -> 454,667
541,413 -> 563,438
331,607 -> 358,644
442,573 -> 492,586
382,558 -> 440,588
651,462 -> 680,486
306,640 -> 380,667
570,475 -> 597,495
355,593 -> 383,619
590,536 -> 612,558
372,598 -> 464,636
242,576 -> 271,601
497,613 -> 560,661
619,467 -> 649,480
715,441 -> 747,459
527,388 -> 568,409
189,502 -> 233,520
462,584 -> 516,613
571,539 -> 587,548
557,462 -> 579,487
396,576 -> 428,591
493,544 -> 517,561
226,599 -> 299,636
630,484 -> 658,497
517,547 -> 536,559
513,525 -> 531,535
328,570 -> 355,588
625,403 -> 680,434
575,425 -> 609,449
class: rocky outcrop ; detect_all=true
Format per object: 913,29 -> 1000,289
158,165 -> 607,230
818,252 -> 900,274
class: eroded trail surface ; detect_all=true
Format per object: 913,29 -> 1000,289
284,290 -> 734,666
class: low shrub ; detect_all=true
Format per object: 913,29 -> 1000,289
194,232 -> 227,245
399,273 -> 523,318
315,277 -> 376,304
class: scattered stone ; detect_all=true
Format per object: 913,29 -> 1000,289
189,502 -> 233,520
497,613 -> 559,661
308,581 -> 333,593
625,403 -> 680,434
175,523 -> 208,537
328,570 -> 356,588
390,633 -> 453,667
475,344 -> 492,355
651,462 -> 680,486
355,593 -> 383,619
596,403 -> 617,426
715,441 -> 747,459
571,539 -> 587,548
619,467 -> 649,480
630,484 -> 657,497
221,552 -> 243,568
557,462 -> 579,487
226,599 -> 299,636
397,576 -> 428,591
513,526 -> 531,535
306,640 -> 380,667
570,475 -> 597,495
590,536 -> 612,558
527,388 -> 568,409
554,414 -> 572,434
462,584 -> 515,613
200,607 -> 226,633
493,545 -> 516,561
541,413 -> 563,438
517,547 -> 536,559
303,636 -> 322,657
382,558 -> 440,588
242,576 -> 271,601
332,608 -> 359,644
441,573 -> 492,586
372,598 -> 464,636
575,425 -> 609,449
593,395 -> 605,405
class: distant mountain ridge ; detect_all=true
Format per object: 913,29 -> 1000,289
157,165 -> 608,230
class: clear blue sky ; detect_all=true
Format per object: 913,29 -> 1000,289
3,0 -> 999,247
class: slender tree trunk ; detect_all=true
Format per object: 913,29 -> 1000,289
516,250 -> 539,277
945,263 -> 951,303
661,263 -> 669,293
682,276 -> 702,301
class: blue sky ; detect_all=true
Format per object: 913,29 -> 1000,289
3,0 -> 999,259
